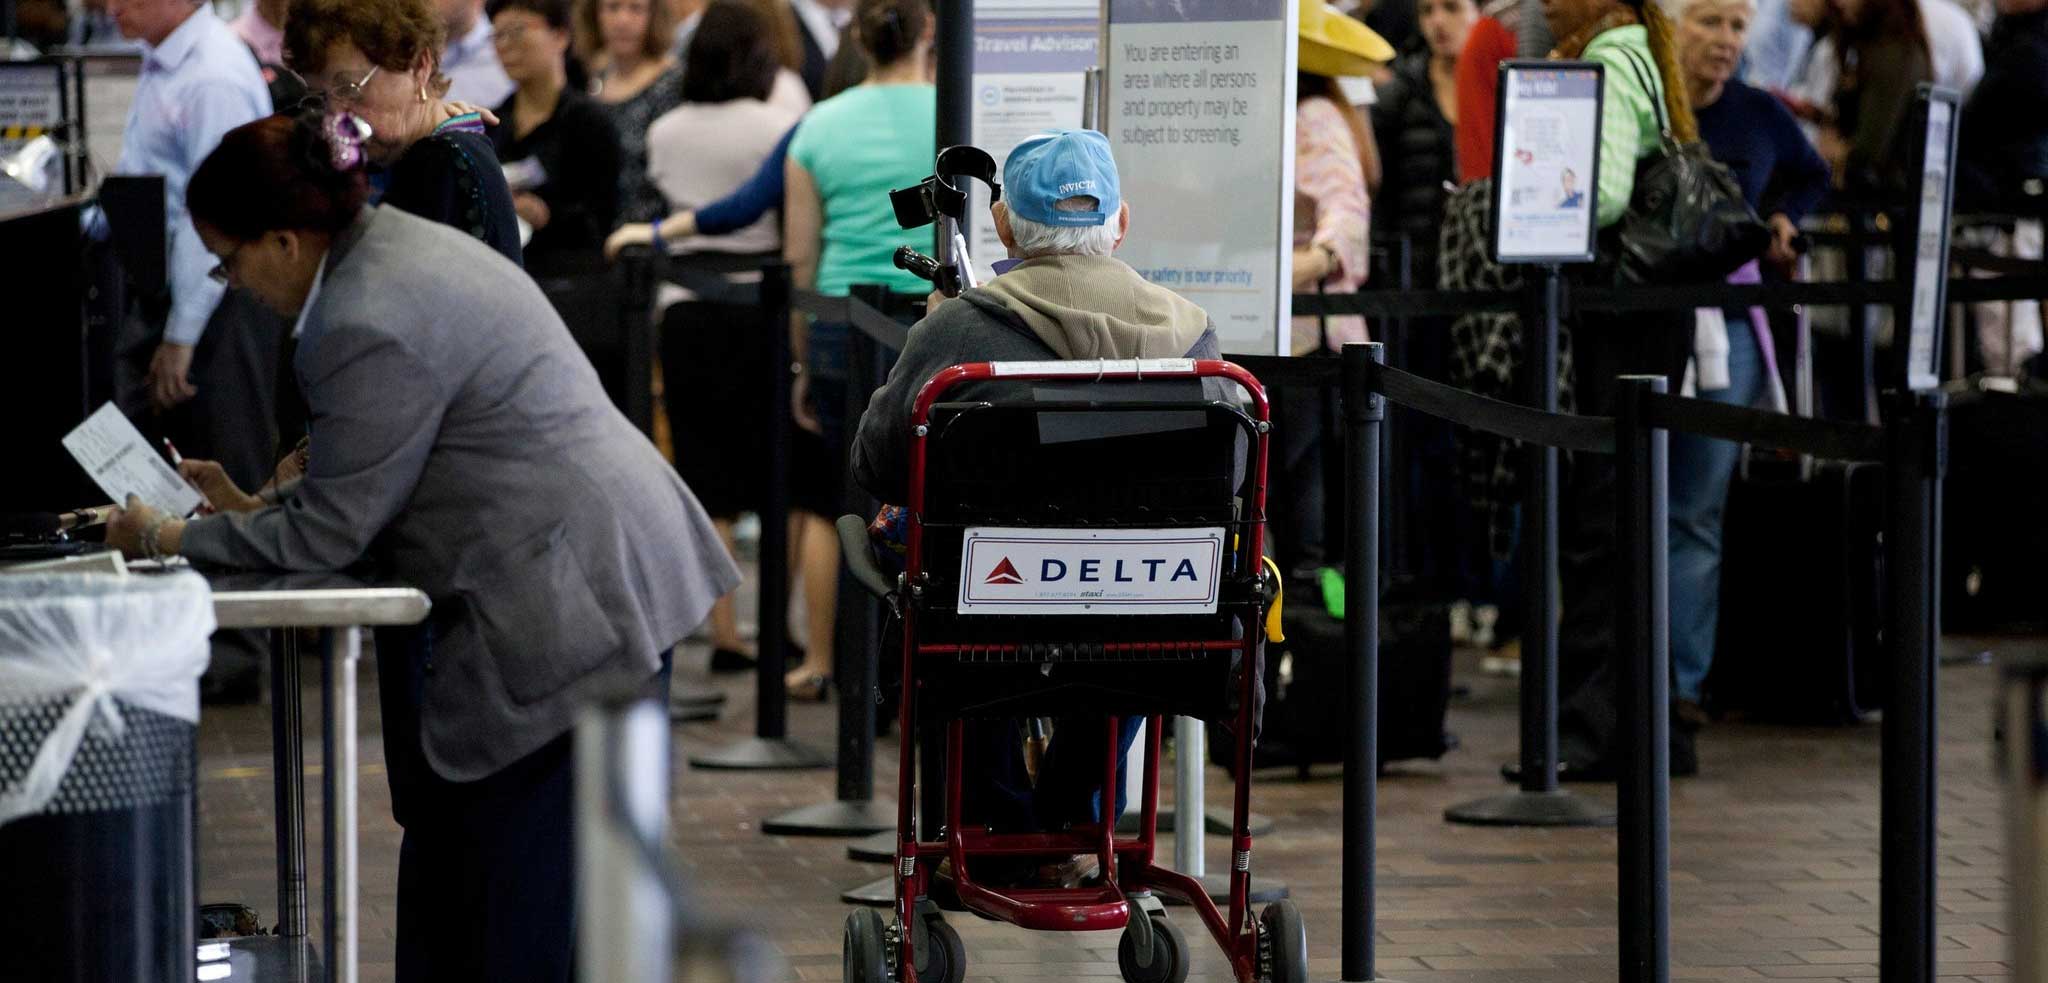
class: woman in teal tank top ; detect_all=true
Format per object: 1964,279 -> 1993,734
779,0 -> 936,698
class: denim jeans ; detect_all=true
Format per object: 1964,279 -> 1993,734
1669,316 -> 1766,703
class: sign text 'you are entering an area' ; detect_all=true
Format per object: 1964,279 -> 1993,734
1491,61 -> 1604,265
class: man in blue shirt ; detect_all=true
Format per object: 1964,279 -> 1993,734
107,0 -> 270,424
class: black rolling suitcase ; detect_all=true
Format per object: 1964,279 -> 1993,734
1707,273 -> 1887,724
1213,575 -> 1454,776
1942,383 -> 2048,633
1709,459 -> 1886,723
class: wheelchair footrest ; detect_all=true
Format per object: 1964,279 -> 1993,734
953,880 -> 1130,932
921,640 -> 1240,664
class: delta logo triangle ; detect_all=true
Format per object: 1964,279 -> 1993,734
984,557 -> 1025,585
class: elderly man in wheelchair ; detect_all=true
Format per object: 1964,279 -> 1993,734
839,130 -> 1303,983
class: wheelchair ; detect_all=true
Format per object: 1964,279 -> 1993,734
839,358 -> 1304,983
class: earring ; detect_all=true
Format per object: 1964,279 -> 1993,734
418,87 -> 429,103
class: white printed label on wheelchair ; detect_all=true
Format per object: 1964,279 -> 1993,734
985,358 -> 1196,377
956,526 -> 1226,615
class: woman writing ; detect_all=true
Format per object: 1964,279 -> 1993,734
106,113 -> 739,980
286,0 -> 521,263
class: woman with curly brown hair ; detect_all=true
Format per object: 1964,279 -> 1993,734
286,0 -> 522,263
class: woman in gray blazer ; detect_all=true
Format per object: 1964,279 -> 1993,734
106,113 -> 740,982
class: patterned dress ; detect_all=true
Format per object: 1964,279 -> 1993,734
596,64 -> 686,226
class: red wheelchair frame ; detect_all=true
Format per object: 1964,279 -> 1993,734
853,358 -> 1296,983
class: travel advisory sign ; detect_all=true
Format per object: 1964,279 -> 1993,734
957,526 -> 1226,615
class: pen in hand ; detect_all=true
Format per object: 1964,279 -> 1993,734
162,438 -> 211,516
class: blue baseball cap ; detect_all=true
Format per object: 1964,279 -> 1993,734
1003,129 -> 1122,228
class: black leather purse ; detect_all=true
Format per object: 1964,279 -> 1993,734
1608,47 -> 1771,285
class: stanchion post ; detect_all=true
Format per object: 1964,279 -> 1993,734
1445,264 -> 1613,827
1339,342 -> 1383,982
1613,375 -> 1671,983
575,694 -> 673,983
1880,387 -> 1945,983
766,286 -> 897,830
688,261 -> 830,770
2001,655 -> 2048,981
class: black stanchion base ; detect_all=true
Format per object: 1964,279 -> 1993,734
669,701 -> 720,724
1159,872 -> 1290,906
1442,790 -> 1616,827
848,830 -> 896,863
687,736 -> 832,771
762,799 -> 897,837
842,874 -> 896,907
672,684 -> 726,708
1115,810 -> 1277,837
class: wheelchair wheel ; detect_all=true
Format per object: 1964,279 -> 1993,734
1259,899 -> 1308,983
843,909 -> 891,983
1117,912 -> 1189,983
915,914 -> 966,983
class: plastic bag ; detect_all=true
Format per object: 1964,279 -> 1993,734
0,572 -> 213,826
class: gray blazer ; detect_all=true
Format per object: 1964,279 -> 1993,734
182,206 -> 740,781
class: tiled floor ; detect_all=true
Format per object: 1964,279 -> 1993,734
195,624 -> 2033,982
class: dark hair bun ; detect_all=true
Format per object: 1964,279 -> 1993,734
189,114 -> 371,242
856,0 -> 928,66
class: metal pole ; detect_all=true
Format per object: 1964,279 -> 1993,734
1614,376 -> 1671,983
1340,342 -> 1383,982
1880,388 -> 1945,983
688,262 -> 829,770
270,628 -> 308,939
576,695 -> 673,983
767,288 -> 897,831
1445,264 -> 1612,827
1173,716 -> 1204,877
321,627 -> 360,983
1082,66 -> 1104,131
2002,655 -> 2048,982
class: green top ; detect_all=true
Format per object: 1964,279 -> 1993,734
1582,25 -> 1665,229
788,83 -> 938,297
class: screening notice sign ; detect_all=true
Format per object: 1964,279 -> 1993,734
1106,0 -> 1297,355
1492,61 -> 1603,265
957,526 -> 1226,615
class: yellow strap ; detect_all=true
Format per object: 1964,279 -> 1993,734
1260,556 -> 1285,644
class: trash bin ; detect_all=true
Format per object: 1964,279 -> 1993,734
0,572 -> 214,982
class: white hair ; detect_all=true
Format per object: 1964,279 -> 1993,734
1005,195 -> 1118,258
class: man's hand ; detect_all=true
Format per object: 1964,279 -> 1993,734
606,223 -> 656,261
514,192 -> 551,231
925,289 -> 949,317
1765,213 -> 1802,271
792,373 -> 823,435
147,342 -> 198,410
179,459 -> 263,513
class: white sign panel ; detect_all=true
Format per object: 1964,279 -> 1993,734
1106,0 -> 1296,355
957,526 -> 1226,615
1905,91 -> 1958,392
968,0 -> 1098,284
1492,62 -> 1603,265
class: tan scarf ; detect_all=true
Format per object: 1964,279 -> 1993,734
1552,6 -> 1640,59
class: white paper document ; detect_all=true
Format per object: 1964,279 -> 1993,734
61,403 -> 203,517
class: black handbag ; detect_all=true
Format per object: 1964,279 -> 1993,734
1608,47 -> 1771,285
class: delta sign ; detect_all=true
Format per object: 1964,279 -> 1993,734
957,526 -> 1226,615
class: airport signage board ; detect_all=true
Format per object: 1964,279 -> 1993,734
1491,61 -> 1603,265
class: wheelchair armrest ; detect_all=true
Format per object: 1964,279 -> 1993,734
837,514 -> 896,602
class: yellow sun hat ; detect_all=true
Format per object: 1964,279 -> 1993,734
1298,0 -> 1395,77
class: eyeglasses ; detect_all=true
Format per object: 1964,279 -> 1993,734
328,65 -> 381,105
207,243 -> 244,286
